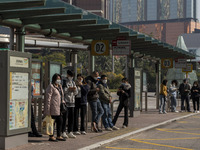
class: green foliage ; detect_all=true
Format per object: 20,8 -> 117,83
104,72 -> 124,89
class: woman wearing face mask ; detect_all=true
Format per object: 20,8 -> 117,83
62,70 -> 78,138
73,74 -> 89,135
191,81 -> 200,113
44,73 -> 66,142
112,78 -> 131,128
169,80 -> 178,113
98,75 -> 120,131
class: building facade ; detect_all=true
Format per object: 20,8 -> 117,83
110,0 -> 200,46
62,0 -> 111,19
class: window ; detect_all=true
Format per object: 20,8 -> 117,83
137,0 -> 145,21
159,0 -> 170,20
177,0 -> 184,18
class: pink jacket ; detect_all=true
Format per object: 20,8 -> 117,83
44,84 -> 64,116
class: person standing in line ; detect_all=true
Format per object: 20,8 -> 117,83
191,81 -> 200,113
159,79 -> 168,114
98,75 -> 119,131
112,78 -> 131,128
86,71 -> 104,132
28,85 -> 42,137
73,74 -> 89,135
179,79 -> 191,112
44,73 -> 66,142
169,80 -> 179,113
62,70 -> 78,138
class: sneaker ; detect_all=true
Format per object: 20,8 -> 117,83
174,110 -> 179,113
62,132 -> 68,138
67,132 -> 76,138
180,110 -> 184,112
122,125 -> 127,128
73,131 -> 81,135
159,111 -> 163,114
81,131 -> 86,135
163,111 -> 167,114
112,126 -> 120,130
105,127 -> 113,131
197,111 -> 200,113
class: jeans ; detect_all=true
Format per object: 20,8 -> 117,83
171,95 -> 177,111
181,95 -> 190,111
51,115 -> 63,137
73,98 -> 87,132
89,99 -> 104,124
159,95 -> 166,112
192,97 -> 199,111
101,102 -> 113,128
112,101 -> 128,126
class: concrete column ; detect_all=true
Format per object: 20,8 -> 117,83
9,28 -> 14,50
156,60 -> 161,109
15,27 -> 25,52
71,50 -> 78,79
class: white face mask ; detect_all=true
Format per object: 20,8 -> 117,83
55,80 -> 61,85
93,77 -> 98,80
68,77 -> 73,81
102,80 -> 107,84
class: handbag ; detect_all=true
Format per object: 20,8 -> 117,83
60,103 -> 67,113
42,116 -> 54,135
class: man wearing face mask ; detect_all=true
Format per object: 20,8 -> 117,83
86,71 -> 104,132
62,70 -> 78,138
98,75 -> 120,131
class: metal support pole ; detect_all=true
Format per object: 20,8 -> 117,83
112,55 -> 115,73
156,60 -> 161,109
72,50 -> 78,79
9,28 -> 14,50
38,98 -> 42,132
15,27 -> 25,52
125,55 -> 129,78
88,48 -> 95,75
145,91 -> 148,111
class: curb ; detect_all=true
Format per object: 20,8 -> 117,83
78,113 -> 197,150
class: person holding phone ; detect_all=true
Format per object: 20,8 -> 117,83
62,70 -> 78,138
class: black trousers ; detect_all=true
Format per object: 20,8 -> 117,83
181,95 -> 190,111
112,102 -> 128,126
29,105 -> 38,134
192,97 -> 200,111
61,111 -> 68,133
67,107 -> 74,133
51,115 -> 63,137
73,99 -> 87,132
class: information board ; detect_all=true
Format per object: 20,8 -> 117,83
9,72 -> 29,130
91,40 -> 109,56
134,78 -> 141,109
31,62 -> 41,96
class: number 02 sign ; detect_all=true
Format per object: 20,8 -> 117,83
91,40 -> 109,56
161,58 -> 173,69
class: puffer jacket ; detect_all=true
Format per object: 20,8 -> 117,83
44,84 -> 64,116
85,76 -> 99,102
117,83 -> 131,106
63,78 -> 78,107
98,81 -> 112,104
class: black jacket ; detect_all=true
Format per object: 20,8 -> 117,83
117,83 -> 131,106
85,76 -> 99,102
179,83 -> 190,96
191,86 -> 200,99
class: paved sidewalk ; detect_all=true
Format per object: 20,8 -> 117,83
9,108 -> 197,150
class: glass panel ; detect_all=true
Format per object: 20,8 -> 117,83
50,63 -> 61,83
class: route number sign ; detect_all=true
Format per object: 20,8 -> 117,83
161,58 -> 173,68
91,40 -> 109,56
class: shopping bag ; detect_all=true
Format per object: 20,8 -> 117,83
42,116 -> 54,135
